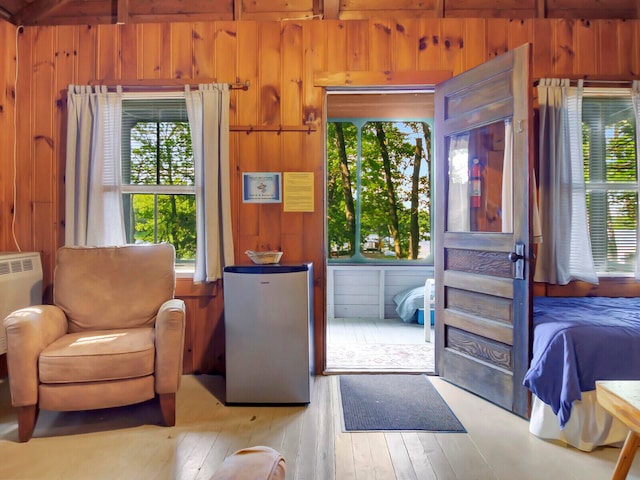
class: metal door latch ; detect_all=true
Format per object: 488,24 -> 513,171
508,243 -> 525,280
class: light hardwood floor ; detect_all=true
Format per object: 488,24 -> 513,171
326,317 -> 434,372
1,374 -> 638,479
327,317 -> 431,346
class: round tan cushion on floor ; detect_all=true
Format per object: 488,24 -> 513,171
209,446 -> 286,480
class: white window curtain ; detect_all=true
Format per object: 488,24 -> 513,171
185,84 -> 235,283
633,81 -> 640,279
501,119 -> 513,233
65,85 -> 125,246
446,133 -> 471,232
501,119 -> 545,241
535,79 -> 598,284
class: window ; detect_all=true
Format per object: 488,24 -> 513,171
326,118 -> 433,262
121,96 -> 196,266
583,90 -> 638,275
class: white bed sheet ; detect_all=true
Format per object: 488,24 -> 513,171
529,392 -> 629,452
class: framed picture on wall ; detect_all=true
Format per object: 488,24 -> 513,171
242,172 -> 282,203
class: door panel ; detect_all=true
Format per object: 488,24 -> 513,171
434,44 -> 532,417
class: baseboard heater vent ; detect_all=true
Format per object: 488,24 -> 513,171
0,252 -> 43,355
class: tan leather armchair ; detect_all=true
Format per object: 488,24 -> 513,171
3,244 -> 186,442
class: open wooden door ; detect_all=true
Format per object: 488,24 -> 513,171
434,44 -> 532,417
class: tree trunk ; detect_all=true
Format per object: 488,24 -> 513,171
421,122 -> 432,202
422,122 -> 433,249
335,123 -> 356,255
374,122 -> 402,259
409,138 -> 422,259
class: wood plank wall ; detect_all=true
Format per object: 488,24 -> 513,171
0,23 -> 10,252
1,18 -> 639,374
14,0 -> 640,25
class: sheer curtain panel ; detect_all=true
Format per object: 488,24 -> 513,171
501,119 -> 513,233
633,81 -> 640,279
185,84 -> 234,283
446,133 -> 471,232
65,85 -> 125,246
535,79 -> 598,285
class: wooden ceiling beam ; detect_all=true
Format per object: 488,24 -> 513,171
233,0 -> 242,21
323,0 -> 340,20
435,0 -> 444,18
11,0 -> 71,25
117,0 -> 129,24
536,0 -> 546,18
0,5 -> 11,21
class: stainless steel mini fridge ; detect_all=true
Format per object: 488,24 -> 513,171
223,263 -> 313,404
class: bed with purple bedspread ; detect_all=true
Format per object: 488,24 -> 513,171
523,296 -> 640,450
524,296 -> 640,427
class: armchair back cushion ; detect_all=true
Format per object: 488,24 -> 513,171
55,244 -> 176,333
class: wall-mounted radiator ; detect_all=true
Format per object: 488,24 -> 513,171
0,252 -> 43,355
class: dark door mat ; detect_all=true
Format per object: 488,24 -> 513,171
339,374 -> 466,432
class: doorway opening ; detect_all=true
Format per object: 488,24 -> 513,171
324,90 -> 436,373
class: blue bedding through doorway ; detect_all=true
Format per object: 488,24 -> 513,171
393,286 -> 424,323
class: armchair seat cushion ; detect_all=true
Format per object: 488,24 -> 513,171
39,327 -> 155,384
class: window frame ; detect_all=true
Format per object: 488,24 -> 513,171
582,87 -> 638,277
121,92 -> 196,270
326,116 -> 435,266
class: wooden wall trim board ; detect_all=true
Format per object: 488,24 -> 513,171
314,70 -> 453,86
2,18 -> 640,374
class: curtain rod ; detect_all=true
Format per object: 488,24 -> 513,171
230,124 -> 317,134
573,79 -> 633,87
88,80 -> 250,91
534,78 -> 636,87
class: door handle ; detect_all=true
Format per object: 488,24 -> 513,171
508,252 -> 524,262
509,243 -> 525,280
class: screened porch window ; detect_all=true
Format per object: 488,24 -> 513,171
327,120 -> 433,263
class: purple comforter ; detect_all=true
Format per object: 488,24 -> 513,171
523,296 -> 640,428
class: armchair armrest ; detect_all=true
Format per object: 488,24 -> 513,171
154,298 -> 186,394
4,305 -> 68,406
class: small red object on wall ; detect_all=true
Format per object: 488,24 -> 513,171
470,158 -> 482,208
